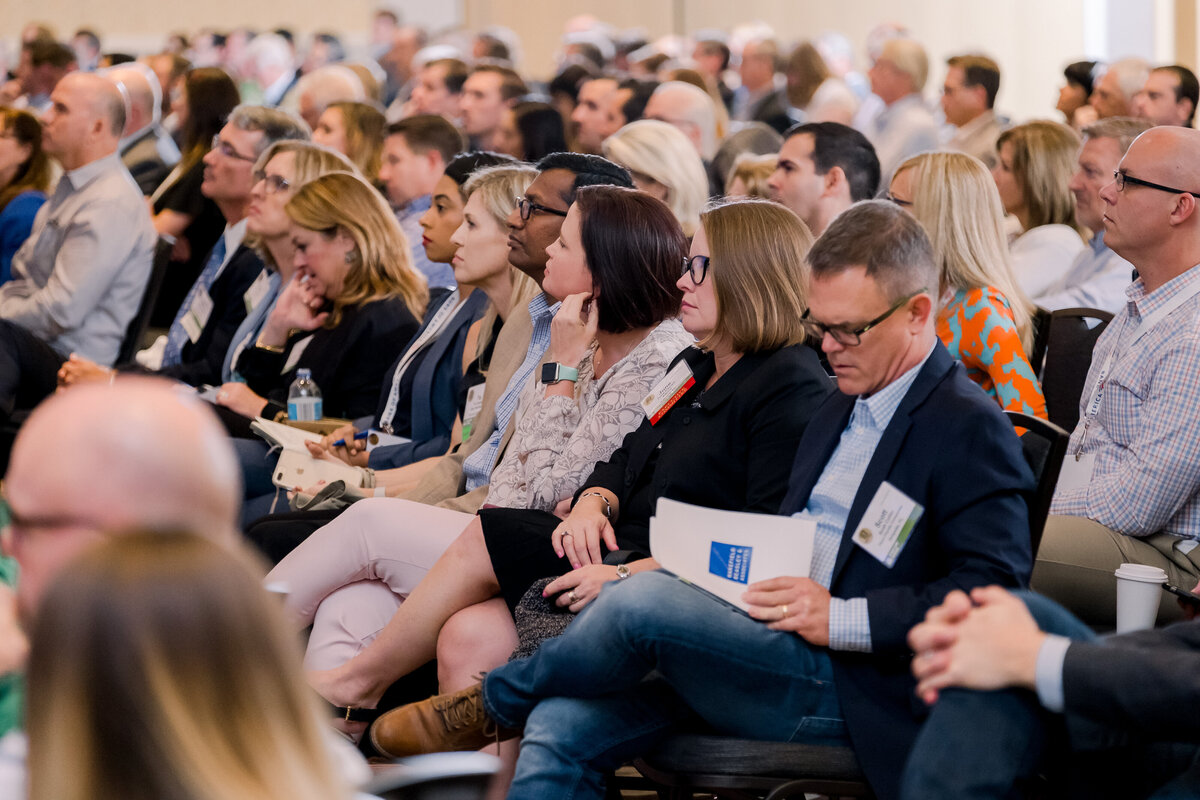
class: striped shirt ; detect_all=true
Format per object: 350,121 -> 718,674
461,294 -> 558,492
1051,266 -> 1200,539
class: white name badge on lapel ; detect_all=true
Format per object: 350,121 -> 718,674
461,383 -> 486,442
641,361 -> 695,425
244,270 -> 271,312
182,288 -> 214,343
852,481 -> 924,568
1054,452 -> 1096,495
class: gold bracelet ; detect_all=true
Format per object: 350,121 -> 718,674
255,336 -> 285,353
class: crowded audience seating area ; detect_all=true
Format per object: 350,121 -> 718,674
6,8 -> 1200,800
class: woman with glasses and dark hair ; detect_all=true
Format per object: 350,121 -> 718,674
359,198 -> 832,761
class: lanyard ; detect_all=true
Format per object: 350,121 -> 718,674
1076,278 -> 1200,455
379,290 -> 462,433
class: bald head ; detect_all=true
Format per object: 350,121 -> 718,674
5,378 -> 240,618
1101,125 -> 1200,288
105,65 -> 158,135
41,72 -> 125,169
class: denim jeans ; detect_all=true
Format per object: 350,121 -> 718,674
899,591 -> 1200,800
482,570 -> 849,800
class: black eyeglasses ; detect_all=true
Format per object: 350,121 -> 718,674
681,255 -> 710,284
252,170 -> 291,194
516,196 -> 569,220
210,134 -> 257,162
1113,169 -> 1200,198
800,288 -> 927,347
885,192 -> 913,207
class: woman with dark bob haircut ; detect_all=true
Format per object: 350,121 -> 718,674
266,185 -> 694,729
369,198 -> 835,766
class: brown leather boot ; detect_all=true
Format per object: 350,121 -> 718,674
369,682 -> 519,758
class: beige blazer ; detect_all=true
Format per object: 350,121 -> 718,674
400,298 -> 551,513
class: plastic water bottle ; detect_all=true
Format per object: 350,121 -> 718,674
287,368 -> 323,421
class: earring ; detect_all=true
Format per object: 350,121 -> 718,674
344,249 -> 357,265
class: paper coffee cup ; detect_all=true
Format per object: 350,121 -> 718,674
1114,563 -> 1167,633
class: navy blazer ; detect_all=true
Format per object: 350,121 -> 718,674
367,290 -> 487,470
779,343 -> 1035,800
153,244 -> 265,387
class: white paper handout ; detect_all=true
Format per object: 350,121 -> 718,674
250,417 -> 324,452
650,497 -> 816,612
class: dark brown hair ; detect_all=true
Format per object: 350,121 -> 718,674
180,67 -> 240,171
575,185 -> 684,333
0,108 -> 52,212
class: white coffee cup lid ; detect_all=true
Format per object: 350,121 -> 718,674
1114,563 -> 1168,582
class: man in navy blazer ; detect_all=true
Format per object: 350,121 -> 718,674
365,201 -> 1035,800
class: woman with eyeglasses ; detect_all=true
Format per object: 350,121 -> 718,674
992,120 -> 1088,297
890,151 -> 1047,419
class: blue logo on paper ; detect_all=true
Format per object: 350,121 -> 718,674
709,542 -> 752,584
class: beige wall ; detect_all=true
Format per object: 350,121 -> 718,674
467,0 -> 1088,124
4,0 -> 1192,125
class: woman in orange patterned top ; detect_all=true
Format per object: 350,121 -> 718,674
888,151 -> 1048,419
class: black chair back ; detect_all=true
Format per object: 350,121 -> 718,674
1029,305 -> 1053,378
116,236 -> 173,365
1040,307 -> 1113,432
1004,410 -> 1070,557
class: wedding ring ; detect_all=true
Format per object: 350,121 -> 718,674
780,604 -> 788,619
568,590 -> 580,604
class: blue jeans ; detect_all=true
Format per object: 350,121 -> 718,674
900,591 -> 1200,800
482,570 -> 849,800
232,437 -> 282,527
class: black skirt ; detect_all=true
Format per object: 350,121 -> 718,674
479,507 -> 570,613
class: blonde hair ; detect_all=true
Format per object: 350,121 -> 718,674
699,198 -> 814,353
27,533 -> 349,800
880,38 -> 929,92
246,141 -> 358,269
286,172 -> 429,325
894,151 -> 1036,353
725,152 -> 778,199
461,164 -> 540,364
603,119 -> 709,237
325,101 -> 387,182
997,120 -> 1086,234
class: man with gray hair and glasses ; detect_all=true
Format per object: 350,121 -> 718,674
366,201 -> 1034,800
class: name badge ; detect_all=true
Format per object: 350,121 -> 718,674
244,270 -> 271,313
641,361 -> 695,425
182,288 -> 214,343
282,335 -> 313,373
852,481 -> 923,568
461,383 -> 486,442
1054,452 -> 1096,495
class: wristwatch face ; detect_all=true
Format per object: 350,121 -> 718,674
541,362 -> 560,384
616,564 -> 631,579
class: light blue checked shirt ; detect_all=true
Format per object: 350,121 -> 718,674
1051,266 -> 1200,540
461,294 -> 558,492
796,344 -> 934,652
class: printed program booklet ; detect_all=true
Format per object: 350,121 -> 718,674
649,497 -> 816,612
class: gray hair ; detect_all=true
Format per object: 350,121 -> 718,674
227,105 -> 311,156
1082,115 -> 1152,155
807,200 -> 937,302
